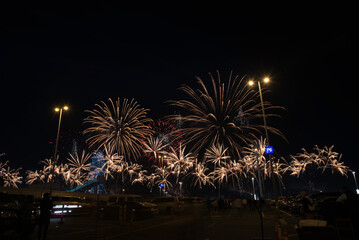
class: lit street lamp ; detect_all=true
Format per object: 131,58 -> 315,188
251,177 -> 256,200
248,77 -> 278,202
179,182 -> 183,196
49,106 -> 69,195
352,171 -> 359,194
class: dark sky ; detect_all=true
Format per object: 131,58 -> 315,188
1,2 -> 357,184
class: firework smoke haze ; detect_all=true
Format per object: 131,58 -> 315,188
168,71 -> 283,158
83,98 -> 152,160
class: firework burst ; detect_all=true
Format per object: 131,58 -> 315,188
101,144 -> 125,180
67,150 -> 92,175
1,163 -> 22,188
205,143 -> 231,166
143,136 -> 169,163
153,166 -> 173,190
168,71 -> 283,158
189,159 -> 215,189
83,98 -> 152,160
287,145 -> 350,177
166,144 -> 195,183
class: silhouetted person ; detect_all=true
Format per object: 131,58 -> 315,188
337,186 -> 359,233
337,186 -> 358,215
19,195 -> 34,239
37,193 -> 53,240
300,191 -> 314,219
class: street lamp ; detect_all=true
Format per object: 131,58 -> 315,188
49,106 -> 69,195
254,145 -> 264,240
352,171 -> 359,194
254,146 -> 264,199
248,77 -> 278,202
251,177 -> 256,200
179,182 -> 183,196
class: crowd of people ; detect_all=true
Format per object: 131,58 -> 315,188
205,196 -> 263,215
1,192 -> 53,240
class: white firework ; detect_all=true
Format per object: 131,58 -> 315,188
189,159 -> 215,189
26,170 -> 41,185
154,166 -> 173,190
41,158 -> 54,173
131,170 -> 148,185
227,159 -> 247,183
101,145 -> 125,180
143,136 -> 168,159
205,143 -> 231,166
2,166 -> 23,188
242,138 -> 270,179
166,144 -> 195,183
124,162 -> 143,180
146,173 -> 159,191
329,155 -> 350,176
0,155 -> 22,188
209,164 -> 230,185
287,145 -> 350,177
67,150 -> 92,175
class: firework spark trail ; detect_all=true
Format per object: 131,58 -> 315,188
1,155 -> 22,187
204,143 -> 231,166
209,164 -> 230,187
2,166 -> 23,188
41,158 -> 54,173
67,150 -> 92,175
189,159 -> 215,189
154,166 -> 173,190
100,145 -> 125,180
271,157 -> 289,186
143,136 -> 169,162
26,170 -> 41,185
228,159 -> 247,182
131,169 -> 148,185
167,71 -> 284,158
146,173 -> 159,191
124,162 -> 143,181
83,98 -> 152,161
25,156 -> 85,187
165,144 -> 195,183
287,145 -> 350,177
242,137 -> 271,179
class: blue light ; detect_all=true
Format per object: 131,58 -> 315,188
265,146 -> 274,154
160,183 -> 164,188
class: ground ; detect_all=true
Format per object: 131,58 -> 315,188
29,204 -> 301,240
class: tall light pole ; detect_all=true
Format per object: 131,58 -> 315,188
179,182 -> 183,196
352,171 -> 359,194
251,177 -> 256,200
248,77 -> 278,203
49,106 -> 69,195
255,145 -> 264,240
255,147 -> 264,199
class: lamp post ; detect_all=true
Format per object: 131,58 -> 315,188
248,77 -> 278,202
179,182 -> 183,196
255,145 -> 264,240
255,147 -> 264,199
352,171 -> 359,194
251,177 -> 256,200
49,106 -> 68,195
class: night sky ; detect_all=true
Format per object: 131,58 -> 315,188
0,3 -> 357,190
